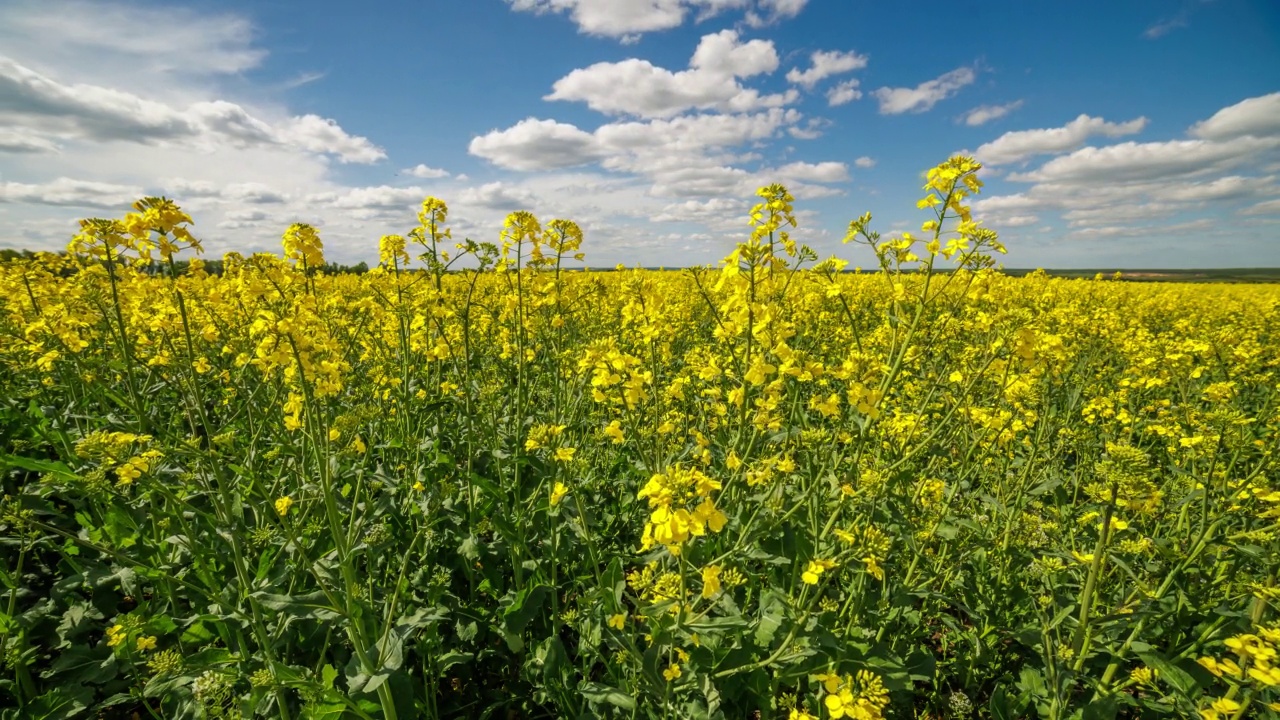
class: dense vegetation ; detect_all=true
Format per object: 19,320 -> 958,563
2,158 -> 1278,719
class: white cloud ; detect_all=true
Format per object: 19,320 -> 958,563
785,49 -> 867,89
472,108 -> 803,185
1009,136 -> 1280,185
504,0 -> 806,39
871,67 -> 975,115
0,0 -> 265,91
995,214 -> 1039,227
826,80 -> 862,107
962,100 -> 1023,127
545,30 -> 795,118
1144,15 -> 1188,39
745,0 -> 808,27
1241,198 -> 1280,216
0,56 -> 385,163
768,161 -> 848,183
854,156 -> 875,169
0,177 -> 143,208
403,164 -> 450,179
322,186 -> 430,211
975,114 -> 1148,165
157,179 -> 288,204
0,127 -> 60,153
469,118 -> 604,171
457,182 -> 538,210
1189,93 -> 1280,142
786,117 -> 830,140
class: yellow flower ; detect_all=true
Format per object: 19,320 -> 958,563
662,663 -> 682,681
814,672 -> 842,694
412,480 -> 425,492
862,556 -> 884,581
790,711 -> 816,720
603,420 -> 625,444
136,635 -> 157,652
1249,663 -> 1280,686
1129,666 -> 1157,685
328,428 -> 341,441
1200,697 -> 1241,720
607,613 -> 626,630
106,624 -> 126,648
274,496 -> 294,517
550,481 -> 568,506
802,559 -> 837,585
701,565 -> 722,599
554,447 -> 577,463
1072,551 -> 1095,564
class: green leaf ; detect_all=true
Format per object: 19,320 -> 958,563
502,584 -> 548,636
26,684 -> 93,720
580,682 -> 637,711
321,664 -> 338,690
754,588 -> 785,649
0,453 -> 78,480
252,590 -> 343,620
1135,651 -> 1202,698
44,646 -> 117,685
436,651 -> 472,673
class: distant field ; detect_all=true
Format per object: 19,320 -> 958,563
1001,267 -> 1280,283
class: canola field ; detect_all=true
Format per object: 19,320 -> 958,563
1,158 -> 1279,719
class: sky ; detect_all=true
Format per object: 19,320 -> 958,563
1,0 -> 1278,268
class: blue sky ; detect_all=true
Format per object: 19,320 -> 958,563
1,0 -> 1278,267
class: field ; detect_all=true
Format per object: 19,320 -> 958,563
1,158 -> 1278,719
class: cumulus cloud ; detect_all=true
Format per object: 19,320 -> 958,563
469,118 -> 604,171
975,114 -> 1148,165
0,177 -> 143,208
972,95 -> 1280,246
470,105 -> 841,205
768,161 -> 848,183
871,67 -> 975,115
504,0 -> 806,39
457,182 -> 537,210
744,0 -> 808,27
402,164 -> 450,179
854,156 -> 875,169
1189,93 -> 1280,142
1008,136 -> 1279,185
0,56 -> 385,163
826,80 -> 862,107
545,30 -> 796,118
961,100 -> 1023,127
786,117 -> 829,140
785,49 -> 867,89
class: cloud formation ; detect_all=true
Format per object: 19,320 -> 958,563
871,67 -> 975,115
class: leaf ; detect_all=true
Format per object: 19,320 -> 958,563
436,651 -> 472,673
321,664 -> 338,690
502,584 -> 548,636
905,649 -> 936,684
252,590 -> 343,620
1135,651 -> 1202,698
754,588 -> 786,649
0,453 -> 78,481
580,682 -> 637,711
1081,695 -> 1118,720
26,684 -> 93,720
989,685 -> 1015,720
44,646 -> 117,685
